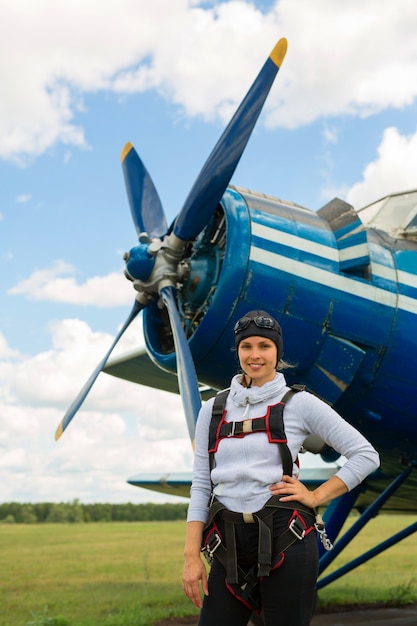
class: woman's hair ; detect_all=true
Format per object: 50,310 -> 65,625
277,359 -> 294,371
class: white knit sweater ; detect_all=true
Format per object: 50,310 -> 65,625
187,372 -> 380,523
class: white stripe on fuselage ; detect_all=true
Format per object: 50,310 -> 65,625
250,223 -> 417,315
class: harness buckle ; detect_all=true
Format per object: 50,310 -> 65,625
289,517 -> 305,541
204,532 -> 222,557
227,421 -> 236,437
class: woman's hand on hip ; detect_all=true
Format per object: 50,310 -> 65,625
269,474 -> 318,509
270,474 -> 348,509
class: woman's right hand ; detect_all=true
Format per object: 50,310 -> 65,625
182,554 -> 208,609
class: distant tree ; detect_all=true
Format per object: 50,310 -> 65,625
20,504 -> 37,524
0,501 -> 189,523
67,499 -> 84,523
33,502 -> 53,522
84,503 -> 113,522
46,504 -> 71,523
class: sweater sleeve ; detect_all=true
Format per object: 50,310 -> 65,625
296,392 -> 380,491
186,398 -> 214,523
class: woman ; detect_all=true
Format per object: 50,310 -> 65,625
182,310 -> 380,626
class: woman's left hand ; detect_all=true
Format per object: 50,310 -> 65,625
270,474 -> 348,509
269,474 -> 318,509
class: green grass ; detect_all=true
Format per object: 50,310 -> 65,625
0,522 -> 198,626
0,517 -> 416,625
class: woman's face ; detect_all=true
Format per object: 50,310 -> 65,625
238,335 -> 277,386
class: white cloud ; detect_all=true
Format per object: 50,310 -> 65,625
8,260 -> 132,306
267,0 -> 417,128
322,123 -> 339,146
1,0 -> 417,161
0,447 -> 26,469
4,317 -> 143,407
0,332 -> 22,359
16,193 -> 32,204
346,126 -> 417,209
0,316 -> 192,503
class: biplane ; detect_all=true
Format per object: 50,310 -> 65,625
55,37 -> 417,590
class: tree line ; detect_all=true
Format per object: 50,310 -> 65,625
0,500 -> 189,524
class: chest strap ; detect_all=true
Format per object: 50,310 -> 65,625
208,384 -> 305,477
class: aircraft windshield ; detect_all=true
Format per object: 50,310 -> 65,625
358,190 -> 417,239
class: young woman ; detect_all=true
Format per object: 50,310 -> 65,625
182,310 -> 380,626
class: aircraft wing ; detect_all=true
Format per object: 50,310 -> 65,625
127,471 -> 193,498
127,466 -> 340,499
104,348 -> 217,400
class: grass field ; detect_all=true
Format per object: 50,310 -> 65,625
1,516 -> 416,626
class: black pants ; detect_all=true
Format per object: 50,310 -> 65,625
198,509 -> 319,626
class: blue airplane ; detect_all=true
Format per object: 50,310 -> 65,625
55,37 -> 417,591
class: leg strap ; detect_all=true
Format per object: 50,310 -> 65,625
202,497 -> 314,584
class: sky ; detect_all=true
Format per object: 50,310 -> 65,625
1,0 -> 417,505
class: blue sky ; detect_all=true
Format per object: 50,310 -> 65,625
1,0 -> 417,504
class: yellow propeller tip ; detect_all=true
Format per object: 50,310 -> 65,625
120,142 -> 133,163
55,423 -> 63,441
270,37 -> 288,68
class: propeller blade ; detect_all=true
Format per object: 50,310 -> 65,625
121,142 -> 167,238
159,285 -> 202,442
55,299 -> 144,441
173,38 -> 287,242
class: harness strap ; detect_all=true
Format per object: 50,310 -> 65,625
275,386 -> 304,477
203,496 -> 315,584
222,509 -> 273,580
204,533 -> 260,608
224,517 -> 239,583
218,416 -> 273,437
257,515 -> 272,576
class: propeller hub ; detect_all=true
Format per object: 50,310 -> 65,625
125,242 -> 155,282
125,232 -> 186,299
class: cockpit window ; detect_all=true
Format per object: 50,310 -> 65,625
358,190 -> 417,239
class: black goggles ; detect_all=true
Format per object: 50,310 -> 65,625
234,316 -> 280,335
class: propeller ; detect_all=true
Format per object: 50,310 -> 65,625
159,286 -> 202,441
172,37 -> 288,242
55,37 -> 287,442
55,299 -> 144,440
121,142 -> 167,239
